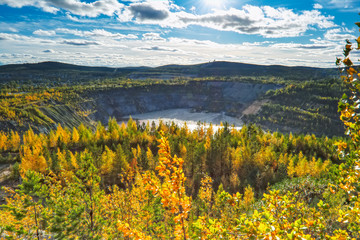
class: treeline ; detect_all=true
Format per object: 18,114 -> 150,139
0,74 -> 345,138
0,89 -> 64,127
245,78 -> 346,136
0,118 -> 338,195
1,21 -> 360,239
0,118 -> 353,239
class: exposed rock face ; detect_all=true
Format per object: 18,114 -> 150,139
0,81 -> 281,134
86,81 -> 282,123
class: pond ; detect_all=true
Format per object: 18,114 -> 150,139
121,108 -> 243,132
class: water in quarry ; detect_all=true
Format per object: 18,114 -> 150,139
122,108 -> 243,132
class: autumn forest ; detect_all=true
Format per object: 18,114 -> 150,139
1,18 -> 360,240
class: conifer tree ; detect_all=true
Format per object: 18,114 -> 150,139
1,171 -> 47,239
71,127 -> 80,145
8,130 -> 20,151
45,152 -> 106,239
20,144 -> 47,176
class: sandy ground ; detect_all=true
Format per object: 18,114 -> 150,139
242,100 -> 268,115
122,108 -> 243,132
0,164 -> 11,184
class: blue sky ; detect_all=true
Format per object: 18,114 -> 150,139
0,0 -> 359,67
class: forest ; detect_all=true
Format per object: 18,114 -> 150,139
1,21 -> 360,240
0,75 -> 346,138
0,115 -> 345,239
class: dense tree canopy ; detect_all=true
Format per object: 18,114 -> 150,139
1,19 -> 360,240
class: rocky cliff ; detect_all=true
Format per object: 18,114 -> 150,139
85,81 -> 282,123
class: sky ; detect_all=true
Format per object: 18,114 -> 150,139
0,0 -> 359,68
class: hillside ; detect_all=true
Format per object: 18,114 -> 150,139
0,52 -> 358,240
132,61 -> 337,80
0,75 -> 345,137
0,61 -> 338,84
0,61 -> 343,138
0,61 -> 148,84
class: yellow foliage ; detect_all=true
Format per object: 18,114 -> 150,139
57,148 -> 67,169
179,143 -> 187,159
229,171 -> 240,192
253,146 -> 276,168
204,135 -> 211,151
146,147 -> 155,170
0,187 -> 45,239
287,152 -> 330,178
287,157 -> 296,177
48,131 -> 57,148
8,130 -> 20,151
294,152 -> 307,177
71,127 -> 80,143
56,124 -> 71,145
199,175 -> 213,205
117,221 -> 152,240
206,123 -> 214,137
0,132 -> 8,151
144,135 -> 192,239
100,146 -> 115,175
243,185 -> 255,207
20,145 -> 47,176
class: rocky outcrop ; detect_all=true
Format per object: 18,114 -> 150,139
85,81 -> 282,123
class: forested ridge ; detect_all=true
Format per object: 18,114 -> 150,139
1,20 -> 360,240
0,76 -> 345,137
0,117 -> 343,239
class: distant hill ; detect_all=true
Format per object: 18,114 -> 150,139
0,61 -> 338,83
146,61 -> 337,80
0,61 -> 149,73
0,61 -> 150,84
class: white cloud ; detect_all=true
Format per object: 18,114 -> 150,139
0,31 -> 347,67
316,0 -> 360,12
0,33 -> 32,41
118,4 -> 336,38
33,29 -> 56,36
0,0 -> 347,69
138,46 -> 178,52
117,0 -> 177,22
324,28 -> 356,41
43,49 -> 55,53
129,2 -> 169,20
66,12 -> 81,22
56,28 -> 138,39
0,0 -> 124,17
313,3 -> 323,9
193,6 -> 335,38
8,27 -> 18,33
142,32 -> 165,41
55,28 -> 83,36
242,42 -> 263,46
85,29 -> 138,39
0,1 -> 337,39
62,39 -> 100,46
271,42 -> 332,50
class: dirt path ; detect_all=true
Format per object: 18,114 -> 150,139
0,164 -> 11,183
242,100 -> 268,115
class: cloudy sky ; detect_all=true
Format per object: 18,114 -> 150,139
0,0 -> 359,67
